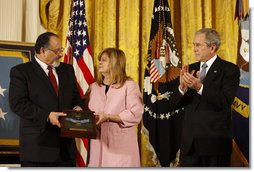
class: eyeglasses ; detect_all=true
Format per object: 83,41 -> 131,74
193,42 -> 209,48
45,47 -> 64,54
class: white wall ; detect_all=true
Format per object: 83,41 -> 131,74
0,0 -> 45,43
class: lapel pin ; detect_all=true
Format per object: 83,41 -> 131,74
214,70 -> 217,73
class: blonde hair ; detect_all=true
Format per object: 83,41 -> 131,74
97,48 -> 131,88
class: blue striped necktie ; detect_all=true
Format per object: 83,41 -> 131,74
200,62 -> 208,83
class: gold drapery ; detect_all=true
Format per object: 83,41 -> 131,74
40,0 -> 71,44
40,0 -> 239,166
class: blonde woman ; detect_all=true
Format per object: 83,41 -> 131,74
88,48 -> 144,167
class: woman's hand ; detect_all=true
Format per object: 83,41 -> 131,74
94,112 -> 109,125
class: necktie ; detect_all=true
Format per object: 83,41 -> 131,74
47,65 -> 58,95
200,62 -> 208,83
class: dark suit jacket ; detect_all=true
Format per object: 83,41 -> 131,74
170,57 -> 240,156
9,59 -> 83,162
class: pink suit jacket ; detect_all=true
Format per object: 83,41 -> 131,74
88,80 -> 144,167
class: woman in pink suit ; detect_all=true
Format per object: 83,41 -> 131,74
88,48 -> 144,167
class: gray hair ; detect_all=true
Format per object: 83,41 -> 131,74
195,28 -> 221,51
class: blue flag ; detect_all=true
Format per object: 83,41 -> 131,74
232,15 -> 249,165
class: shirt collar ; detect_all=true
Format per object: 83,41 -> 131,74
35,55 -> 49,71
200,55 -> 217,71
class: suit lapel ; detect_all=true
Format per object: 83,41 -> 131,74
56,64 -> 65,98
31,60 -> 58,97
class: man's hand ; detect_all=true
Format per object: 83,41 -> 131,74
73,106 -> 83,111
182,71 -> 202,91
179,65 -> 189,92
48,112 -> 67,128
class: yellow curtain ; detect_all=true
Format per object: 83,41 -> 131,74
40,0 -> 71,46
40,0 -> 239,167
177,0 -> 238,65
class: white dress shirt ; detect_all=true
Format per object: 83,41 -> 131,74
34,56 -> 59,86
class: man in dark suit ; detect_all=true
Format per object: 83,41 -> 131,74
170,28 -> 240,167
9,32 -> 84,167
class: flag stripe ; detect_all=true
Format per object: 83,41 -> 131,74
73,59 -> 89,94
76,152 -> 85,167
150,60 -> 160,82
77,53 -> 94,84
75,138 -> 87,166
83,47 -> 94,76
75,79 -> 84,97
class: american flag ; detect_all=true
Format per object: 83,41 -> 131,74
64,0 -> 94,167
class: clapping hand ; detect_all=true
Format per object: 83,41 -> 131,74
182,70 -> 202,91
179,65 -> 189,92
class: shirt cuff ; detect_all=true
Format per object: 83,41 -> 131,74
197,84 -> 204,95
178,86 -> 187,95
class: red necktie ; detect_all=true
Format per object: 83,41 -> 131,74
47,65 -> 58,95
